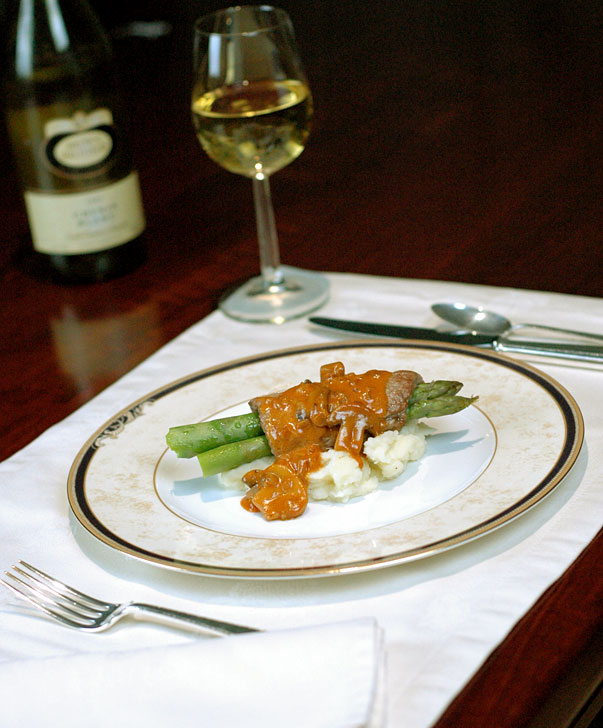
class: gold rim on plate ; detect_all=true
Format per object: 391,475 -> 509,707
67,341 -> 584,578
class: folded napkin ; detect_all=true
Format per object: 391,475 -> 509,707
0,618 -> 385,728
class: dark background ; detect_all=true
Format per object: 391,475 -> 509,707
2,0 -> 601,297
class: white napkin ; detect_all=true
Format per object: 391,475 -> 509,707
0,618 -> 385,728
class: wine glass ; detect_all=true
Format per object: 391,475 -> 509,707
192,5 -> 329,323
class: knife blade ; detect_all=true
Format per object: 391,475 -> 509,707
309,316 -> 603,363
309,317 -> 495,345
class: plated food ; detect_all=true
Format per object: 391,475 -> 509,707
67,342 -> 582,577
166,361 -> 477,521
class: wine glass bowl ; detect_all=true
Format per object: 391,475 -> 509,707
193,78 -> 312,178
191,5 -> 328,323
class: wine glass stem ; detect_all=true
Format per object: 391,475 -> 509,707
253,174 -> 284,290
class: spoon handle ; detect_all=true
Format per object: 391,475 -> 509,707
495,338 -> 603,363
514,323 -> 603,342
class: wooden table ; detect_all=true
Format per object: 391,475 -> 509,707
1,1 -> 601,725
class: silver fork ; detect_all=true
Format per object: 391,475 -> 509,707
1,561 -> 259,636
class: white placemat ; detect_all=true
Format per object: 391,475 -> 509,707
2,272 -> 602,727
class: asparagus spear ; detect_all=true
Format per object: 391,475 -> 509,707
166,380 -> 477,475
166,412 -> 264,458
197,436 -> 271,477
191,395 -> 477,477
191,391 -> 478,476
409,380 -> 462,403
406,395 -> 478,420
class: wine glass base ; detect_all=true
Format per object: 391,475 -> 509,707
218,266 -> 329,323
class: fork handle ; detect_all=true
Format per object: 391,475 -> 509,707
129,603 -> 259,636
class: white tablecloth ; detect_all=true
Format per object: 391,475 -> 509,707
2,272 -> 602,727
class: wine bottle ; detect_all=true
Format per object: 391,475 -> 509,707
4,0 -> 146,282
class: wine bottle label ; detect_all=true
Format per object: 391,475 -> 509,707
43,109 -> 116,178
24,172 -> 146,254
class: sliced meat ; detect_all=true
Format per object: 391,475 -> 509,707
249,362 -> 422,457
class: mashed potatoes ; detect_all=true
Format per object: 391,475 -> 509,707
219,421 -> 432,503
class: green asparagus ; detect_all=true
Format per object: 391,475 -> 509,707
408,380 -> 462,404
166,412 -> 263,458
166,380 -> 478,476
406,395 -> 478,420
197,436 -> 271,477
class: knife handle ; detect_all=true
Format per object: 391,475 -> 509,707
494,338 -> 603,362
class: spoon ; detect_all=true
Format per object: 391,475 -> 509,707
431,302 -> 603,342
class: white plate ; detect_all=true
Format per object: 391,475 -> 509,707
68,341 -> 583,578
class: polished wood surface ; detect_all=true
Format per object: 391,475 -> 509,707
1,1 -> 601,725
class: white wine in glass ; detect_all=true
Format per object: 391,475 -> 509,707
192,5 -> 329,323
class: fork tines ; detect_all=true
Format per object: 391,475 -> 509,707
2,560 -> 109,628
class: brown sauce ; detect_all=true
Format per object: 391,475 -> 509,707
241,444 -> 322,520
242,362 -> 419,520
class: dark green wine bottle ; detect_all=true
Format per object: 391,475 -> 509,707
4,0 -> 146,282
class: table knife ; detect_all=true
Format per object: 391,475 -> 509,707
309,317 -> 603,363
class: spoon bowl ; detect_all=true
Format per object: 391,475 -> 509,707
431,302 -> 603,342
